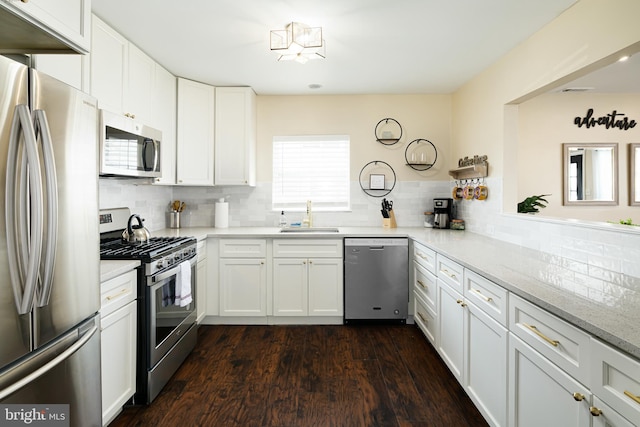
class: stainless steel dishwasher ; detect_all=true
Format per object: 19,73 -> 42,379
344,238 -> 409,323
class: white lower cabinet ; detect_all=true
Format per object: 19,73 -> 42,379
509,334 -> 592,426
272,239 -> 343,318
196,240 -> 207,323
465,300 -> 508,427
218,239 -> 267,317
437,278 -> 465,382
99,269 -> 137,426
591,396 -> 637,427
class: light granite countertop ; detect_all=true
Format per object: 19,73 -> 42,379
147,226 -> 640,359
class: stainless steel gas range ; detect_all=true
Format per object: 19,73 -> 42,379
99,208 -> 198,404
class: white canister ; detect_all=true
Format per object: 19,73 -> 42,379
215,198 -> 229,228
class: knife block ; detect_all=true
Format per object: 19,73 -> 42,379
383,210 -> 397,228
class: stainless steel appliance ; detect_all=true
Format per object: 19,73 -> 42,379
433,198 -> 453,229
99,208 -> 197,404
0,55 -> 101,426
344,238 -> 409,323
99,109 -> 162,178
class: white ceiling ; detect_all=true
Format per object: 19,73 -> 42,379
91,0 -> 581,96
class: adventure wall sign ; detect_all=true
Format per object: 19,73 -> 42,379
574,108 -> 637,130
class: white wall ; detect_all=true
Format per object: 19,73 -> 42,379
518,92 -> 640,222
451,0 -> 640,280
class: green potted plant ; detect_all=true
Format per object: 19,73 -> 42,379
517,194 -> 550,214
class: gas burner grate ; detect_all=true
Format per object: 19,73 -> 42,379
100,236 -> 195,261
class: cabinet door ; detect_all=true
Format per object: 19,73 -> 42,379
308,258 -> 343,316
508,334 -> 591,427
465,301 -> 508,427
196,242 -> 207,323
33,54 -> 87,91
152,64 -> 177,185
124,43 -> 155,123
90,15 -> 127,114
273,258 -> 308,316
591,396 -> 637,427
214,87 -> 256,186
3,0 -> 91,53
176,78 -> 215,186
100,301 -> 137,426
437,279 -> 465,383
219,258 -> 266,316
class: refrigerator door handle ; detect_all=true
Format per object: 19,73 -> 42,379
5,104 -> 45,315
0,322 -> 98,401
33,109 -> 58,308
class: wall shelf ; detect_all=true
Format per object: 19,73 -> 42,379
448,162 -> 489,180
374,118 -> 403,145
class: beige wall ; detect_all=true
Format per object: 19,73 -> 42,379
452,0 -> 640,214
518,93 -> 640,222
256,94 -> 451,183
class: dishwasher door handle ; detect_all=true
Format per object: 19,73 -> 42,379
369,246 -> 385,250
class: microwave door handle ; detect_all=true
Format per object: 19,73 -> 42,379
141,138 -> 157,171
152,138 -> 159,172
33,110 -> 58,307
6,105 -> 44,315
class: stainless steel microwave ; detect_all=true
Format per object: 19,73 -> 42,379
99,110 -> 162,178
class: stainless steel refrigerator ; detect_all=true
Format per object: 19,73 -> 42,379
0,55 -> 101,426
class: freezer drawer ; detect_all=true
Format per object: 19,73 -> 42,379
0,315 -> 102,427
344,238 -> 409,323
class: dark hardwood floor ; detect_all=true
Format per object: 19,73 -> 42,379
111,324 -> 489,427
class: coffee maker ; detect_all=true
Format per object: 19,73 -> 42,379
433,198 -> 452,229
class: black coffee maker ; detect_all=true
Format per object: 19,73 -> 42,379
433,198 -> 452,229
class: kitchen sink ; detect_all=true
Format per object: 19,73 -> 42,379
280,227 -> 340,233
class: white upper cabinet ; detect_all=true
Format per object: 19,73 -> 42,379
124,43 -> 155,124
90,14 -> 155,123
90,14 -> 127,114
176,78 -> 215,186
0,0 -> 91,53
151,64 -> 177,185
32,54 -> 88,91
214,87 -> 256,186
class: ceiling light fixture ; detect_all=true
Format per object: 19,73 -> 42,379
270,22 -> 325,64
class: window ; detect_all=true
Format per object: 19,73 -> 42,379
272,135 -> 350,211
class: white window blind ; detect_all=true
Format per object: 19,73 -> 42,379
272,135 -> 350,211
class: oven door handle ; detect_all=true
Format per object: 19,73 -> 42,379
152,256 -> 196,283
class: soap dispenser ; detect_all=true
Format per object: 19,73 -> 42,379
279,211 -> 288,228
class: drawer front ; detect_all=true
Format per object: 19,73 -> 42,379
591,339 -> 640,424
414,261 -> 437,312
436,254 -> 464,294
414,292 -> 437,346
273,239 -> 342,258
100,269 -> 137,317
464,269 -> 508,326
413,241 -> 436,274
509,293 -> 591,384
219,239 -> 266,258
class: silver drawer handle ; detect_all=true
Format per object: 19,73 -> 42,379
470,288 -> 493,302
523,323 -> 559,347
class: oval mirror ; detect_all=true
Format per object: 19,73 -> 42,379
563,143 -> 618,205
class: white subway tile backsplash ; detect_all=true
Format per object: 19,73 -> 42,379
100,176 -> 640,289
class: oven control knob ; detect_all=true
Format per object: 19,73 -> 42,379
156,259 -> 163,269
